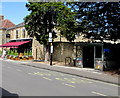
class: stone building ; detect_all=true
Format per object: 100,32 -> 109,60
1,22 -> 32,56
8,22 -> 30,40
0,16 -> 32,55
32,32 -> 93,63
0,15 -> 15,51
0,15 -> 119,70
32,29 -> 120,70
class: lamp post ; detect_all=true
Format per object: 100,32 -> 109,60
49,32 -> 53,65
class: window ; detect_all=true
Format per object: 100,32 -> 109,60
6,34 -> 10,38
16,30 -> 18,38
95,46 -> 102,58
22,29 -> 25,38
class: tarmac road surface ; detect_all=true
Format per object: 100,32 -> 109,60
1,60 -> 119,96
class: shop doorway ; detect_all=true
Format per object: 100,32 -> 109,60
83,46 -> 94,68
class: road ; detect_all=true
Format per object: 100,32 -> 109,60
1,60 -> 119,96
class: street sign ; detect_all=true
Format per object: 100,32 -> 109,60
51,45 -> 53,53
48,38 -> 52,42
49,32 -> 52,38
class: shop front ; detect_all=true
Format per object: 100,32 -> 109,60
0,38 -> 33,60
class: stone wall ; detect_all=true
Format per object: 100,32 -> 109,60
0,30 -> 2,46
76,45 -> 83,58
52,42 -> 83,65
0,30 -> 2,51
0,29 -> 6,51
32,37 -> 44,60
53,42 -> 76,62
32,37 -> 83,63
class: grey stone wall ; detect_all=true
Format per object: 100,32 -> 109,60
0,29 -> 6,51
32,40 -> 83,64
76,45 -> 83,58
32,37 -> 44,60
53,42 -> 77,62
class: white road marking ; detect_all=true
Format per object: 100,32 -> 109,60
62,83 -> 75,88
92,91 -> 107,96
43,77 -> 52,81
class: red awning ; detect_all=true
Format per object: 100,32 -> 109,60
0,41 -> 30,48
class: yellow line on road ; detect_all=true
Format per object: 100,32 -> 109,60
28,73 -> 32,75
16,69 -> 22,72
79,77 -> 118,87
43,77 -> 52,81
62,83 -> 75,88
92,91 -> 107,96
55,78 -> 64,81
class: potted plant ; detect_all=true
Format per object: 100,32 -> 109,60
22,56 -> 28,60
9,55 -> 13,59
15,56 -> 20,60
12,56 -> 16,60
28,56 -> 34,60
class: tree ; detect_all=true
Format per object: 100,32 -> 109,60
24,2 -> 78,61
67,2 -> 120,41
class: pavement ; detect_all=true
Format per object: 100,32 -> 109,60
1,58 -> 119,85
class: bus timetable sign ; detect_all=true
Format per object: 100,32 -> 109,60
48,38 -> 52,42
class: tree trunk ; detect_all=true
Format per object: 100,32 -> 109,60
44,45 -> 50,62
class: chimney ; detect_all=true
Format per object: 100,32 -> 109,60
0,15 -> 4,21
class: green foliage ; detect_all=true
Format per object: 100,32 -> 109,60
24,2 -> 78,44
7,51 -> 18,56
67,2 -> 120,41
0,51 -> 2,55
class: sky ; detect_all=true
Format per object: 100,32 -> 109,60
1,2 -> 30,25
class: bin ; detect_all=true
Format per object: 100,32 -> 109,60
73,58 -> 76,66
